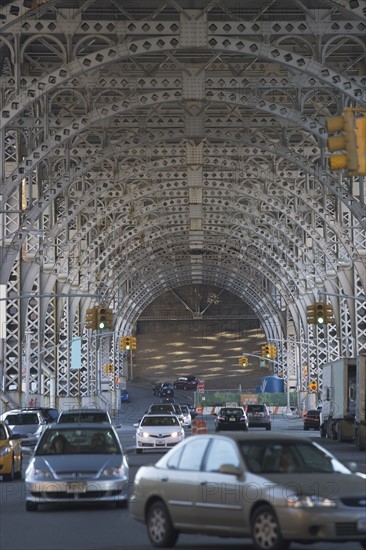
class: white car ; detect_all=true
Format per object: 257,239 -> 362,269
179,404 -> 192,427
135,414 -> 185,454
0,409 -> 46,448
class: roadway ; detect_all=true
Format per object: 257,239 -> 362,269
0,382 -> 365,550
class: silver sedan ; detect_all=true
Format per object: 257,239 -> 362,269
25,423 -> 129,511
129,432 -> 366,550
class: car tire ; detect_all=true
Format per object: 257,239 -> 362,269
136,448 -> 143,454
26,501 -> 38,512
266,425 -> 271,431
3,460 -> 14,481
146,500 -> 179,548
304,426 -> 309,430
251,505 -> 289,550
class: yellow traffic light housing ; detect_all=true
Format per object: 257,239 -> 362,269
307,305 -> 316,325
324,303 -> 335,324
316,302 -> 325,325
125,336 -> 131,350
326,108 -> 358,173
262,344 -> 271,359
97,306 -> 107,329
355,116 -> 366,175
239,356 -> 248,367
130,337 -> 137,350
85,307 -> 97,330
308,381 -> 318,392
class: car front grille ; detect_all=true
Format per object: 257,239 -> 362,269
335,522 -> 361,536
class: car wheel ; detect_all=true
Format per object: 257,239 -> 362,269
146,500 -> 179,548
251,505 -> 289,550
360,541 -> 366,549
26,501 -> 38,512
3,460 -> 14,481
136,448 -> 143,454
265,425 -> 271,431
303,426 -> 309,430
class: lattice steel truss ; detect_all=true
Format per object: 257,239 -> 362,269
0,0 -> 365,408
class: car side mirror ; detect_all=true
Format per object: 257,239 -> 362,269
218,464 -> 243,477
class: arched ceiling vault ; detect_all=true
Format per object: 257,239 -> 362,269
0,0 -> 365,337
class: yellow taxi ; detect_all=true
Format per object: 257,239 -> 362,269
0,420 -> 23,480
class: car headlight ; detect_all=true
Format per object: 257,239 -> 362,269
137,430 -> 150,438
102,465 -> 127,477
27,465 -> 53,480
286,495 -> 337,508
0,445 -> 12,456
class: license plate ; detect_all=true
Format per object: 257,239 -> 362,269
67,482 -> 87,493
229,418 -> 236,421
358,518 -> 366,532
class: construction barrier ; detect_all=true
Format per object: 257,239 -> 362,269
191,419 -> 208,435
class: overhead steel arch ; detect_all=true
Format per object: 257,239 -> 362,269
0,0 -> 365,410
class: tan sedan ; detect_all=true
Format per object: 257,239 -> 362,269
129,432 -> 366,550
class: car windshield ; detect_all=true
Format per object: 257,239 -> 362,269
0,425 -> 7,439
141,416 -> 179,426
239,441 -> 352,474
180,406 -> 189,414
6,413 -> 39,425
36,428 -> 120,455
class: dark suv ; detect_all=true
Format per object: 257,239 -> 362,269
153,382 -> 174,398
246,404 -> 271,430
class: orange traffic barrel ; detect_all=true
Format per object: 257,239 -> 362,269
195,420 -> 208,435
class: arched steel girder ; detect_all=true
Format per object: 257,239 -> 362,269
42,153 -> 356,271
2,125 -> 363,244
102,236 -> 299,304
46,163 -> 357,286
113,264 -> 284,336
1,32 -> 364,129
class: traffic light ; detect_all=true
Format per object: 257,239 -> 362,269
262,344 -> 271,359
85,307 -> 97,330
324,303 -> 335,324
326,108 -> 358,173
307,305 -> 316,325
355,115 -> 366,175
238,356 -> 248,367
269,344 -> 276,359
130,337 -> 137,350
120,336 -> 126,350
315,302 -> 325,325
97,306 -> 107,329
103,363 -> 113,373
105,308 -> 113,330
308,380 -> 318,392
125,336 -> 131,349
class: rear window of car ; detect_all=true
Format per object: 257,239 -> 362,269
306,410 -> 320,416
6,413 -> 39,425
58,412 -> 110,423
148,405 -> 174,414
246,405 -> 266,413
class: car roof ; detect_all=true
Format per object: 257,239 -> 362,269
214,432 -> 314,443
143,413 -> 179,418
45,422 -> 115,430
59,408 -> 109,414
